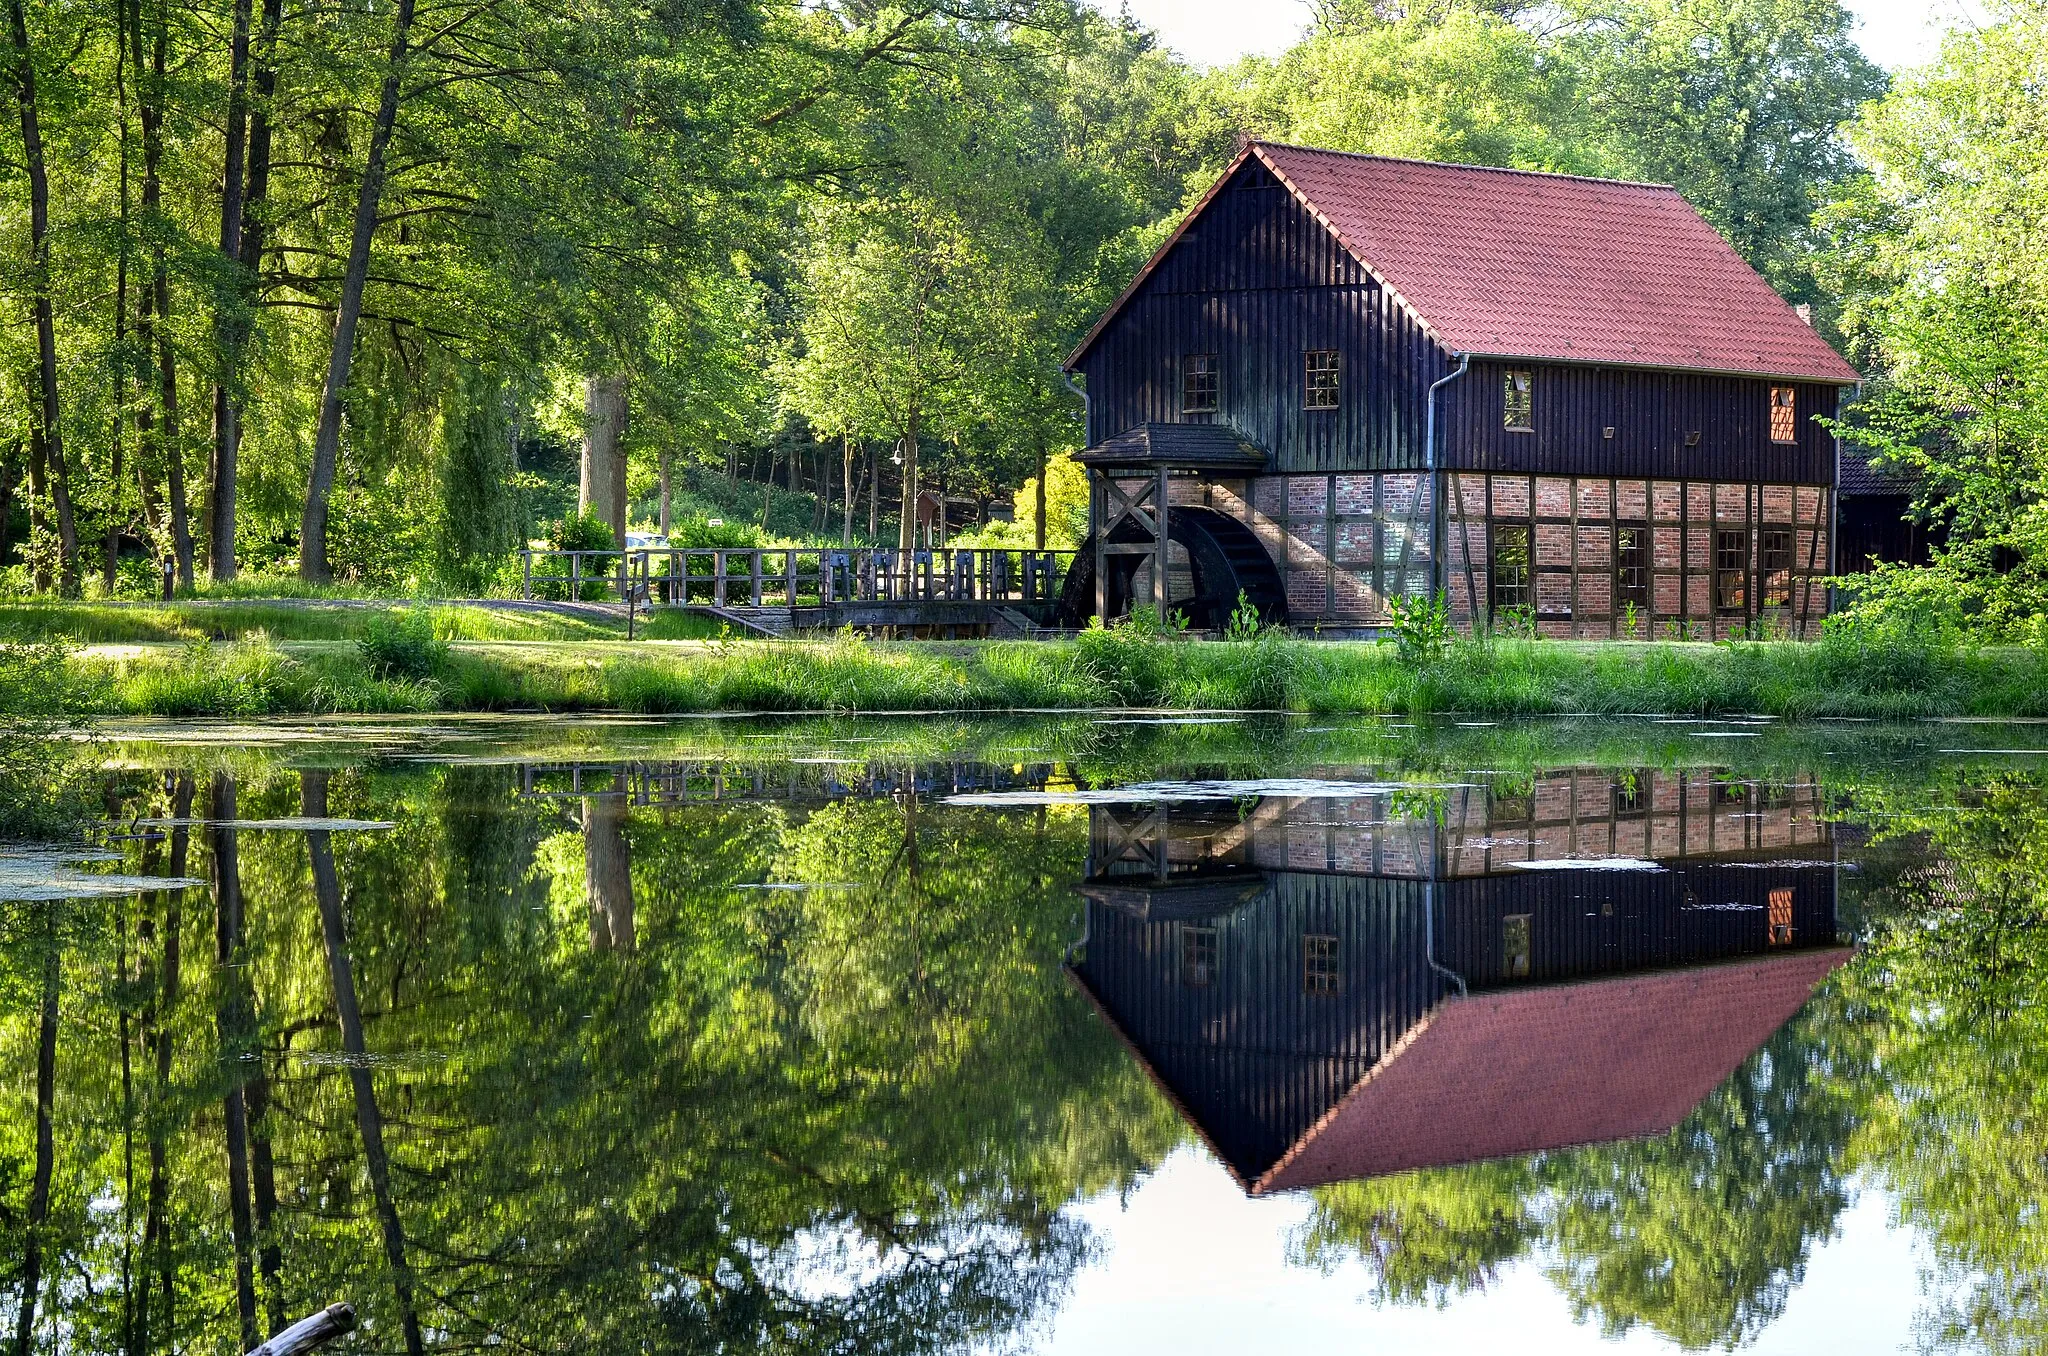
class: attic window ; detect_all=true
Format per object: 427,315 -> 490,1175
1182,354 -> 1219,414
1304,350 -> 1340,410
1504,369 -> 1533,430
1770,387 -> 1797,443
1302,933 -> 1340,995
1182,925 -> 1218,987
1503,914 -> 1532,979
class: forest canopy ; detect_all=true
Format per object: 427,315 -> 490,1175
0,0 -> 1983,596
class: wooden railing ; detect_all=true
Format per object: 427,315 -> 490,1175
517,546 -> 1073,609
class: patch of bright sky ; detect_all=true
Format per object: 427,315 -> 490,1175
1046,1147 -> 1925,1355
1098,0 -> 1989,72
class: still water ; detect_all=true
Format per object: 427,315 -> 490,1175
3,713 -> 2044,1354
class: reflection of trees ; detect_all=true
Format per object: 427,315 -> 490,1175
1839,778 -> 2048,1356
1295,1001 -> 1866,1349
4,762 -> 1177,1353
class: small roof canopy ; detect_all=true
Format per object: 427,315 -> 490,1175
1075,422 -> 1269,473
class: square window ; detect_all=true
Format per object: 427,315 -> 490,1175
1304,350 -> 1340,410
1616,526 -> 1649,609
1183,354 -> 1219,414
1760,528 -> 1793,607
1719,778 -> 1751,807
1716,529 -> 1748,613
1613,774 -> 1643,815
1490,788 -> 1533,824
1502,914 -> 1532,979
1770,387 -> 1797,443
1491,522 -> 1531,612
1182,925 -> 1217,986
1505,369 -> 1534,430
1303,933 -> 1340,994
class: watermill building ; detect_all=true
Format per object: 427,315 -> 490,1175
1062,141 -> 1861,638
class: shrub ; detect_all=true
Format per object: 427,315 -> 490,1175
531,513 -> 619,601
1386,591 -> 1452,667
358,609 -> 449,680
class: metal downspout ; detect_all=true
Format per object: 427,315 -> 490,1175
1425,354 -> 1472,610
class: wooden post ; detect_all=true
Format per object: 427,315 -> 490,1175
571,552 -> 581,600
522,550 -> 532,600
1092,473 -> 1107,624
1154,466 -> 1170,617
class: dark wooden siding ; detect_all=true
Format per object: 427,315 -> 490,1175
1073,873 -> 1441,1181
1077,160 -> 1441,475
1444,361 -> 1839,483
1439,863 -> 1838,990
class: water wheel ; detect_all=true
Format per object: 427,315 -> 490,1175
1060,505 -> 1287,631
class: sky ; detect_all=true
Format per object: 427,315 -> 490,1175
1099,0 -> 1989,71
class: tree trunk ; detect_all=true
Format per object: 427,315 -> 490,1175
578,374 -> 628,545
868,445 -> 878,542
8,0 -> 79,593
247,1065 -> 285,1336
841,434 -> 854,547
658,450 -> 671,538
1034,436 -> 1047,552
144,9 -> 193,590
207,0 -> 252,582
760,447 -> 775,531
11,900 -> 60,1356
582,773 -> 634,952
898,412 -> 920,551
211,774 -> 261,1352
26,420 -> 50,591
0,443 -> 16,566
109,10 -> 131,596
300,0 -> 419,581
138,774 -> 190,1351
304,771 -> 426,1355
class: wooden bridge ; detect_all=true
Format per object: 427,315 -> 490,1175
517,546 -> 1076,637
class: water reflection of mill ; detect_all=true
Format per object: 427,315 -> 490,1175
1066,771 -> 1852,1195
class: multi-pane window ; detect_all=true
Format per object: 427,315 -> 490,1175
1616,526 -> 1649,610
1760,528 -> 1793,608
1770,387 -> 1797,443
1613,773 -> 1643,815
1768,887 -> 1795,946
1716,529 -> 1748,613
1502,914 -> 1532,979
1304,350 -> 1340,409
1182,354 -> 1219,413
1182,925 -> 1218,987
1504,369 -> 1534,430
1303,933 -> 1340,995
1491,523 -> 1532,612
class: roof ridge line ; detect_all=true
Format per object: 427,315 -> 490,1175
1250,138 -> 1678,192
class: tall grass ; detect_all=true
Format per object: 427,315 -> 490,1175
33,628 -> 2048,719
0,599 -> 623,644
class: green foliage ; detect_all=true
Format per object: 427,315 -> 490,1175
437,366 -> 524,594
1225,589 -> 1264,643
359,610 -> 451,681
0,640 -> 93,835
1386,590 -> 1452,666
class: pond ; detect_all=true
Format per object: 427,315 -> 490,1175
4,712 -> 2046,1354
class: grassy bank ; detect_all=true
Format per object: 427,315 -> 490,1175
29,627 -> 2048,719
0,598 -> 725,644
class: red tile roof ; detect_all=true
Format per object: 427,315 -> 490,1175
1254,946 -> 1852,1194
1071,142 -> 1859,385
